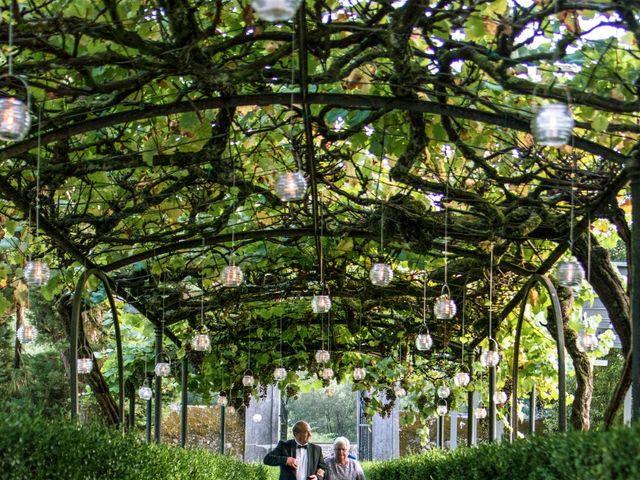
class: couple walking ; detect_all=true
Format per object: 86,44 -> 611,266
264,421 -> 365,480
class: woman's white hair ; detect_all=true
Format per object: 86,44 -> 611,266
333,436 -> 351,450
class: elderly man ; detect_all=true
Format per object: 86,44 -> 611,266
324,437 -> 365,480
264,421 -> 327,480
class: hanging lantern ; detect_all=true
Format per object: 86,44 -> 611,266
437,385 -> 451,398
353,367 -> 366,381
369,262 -> 393,286
221,264 -> 243,287
217,392 -> 228,407
436,400 -> 448,416
480,349 -> 501,368
275,171 -> 307,202
315,349 -> 330,364
311,294 -> 332,313
321,367 -> 334,380
434,294 -> 457,320
242,371 -> 255,387
531,104 -> 574,148
493,391 -> 508,405
556,258 -> 584,287
273,367 -> 287,381
474,405 -> 488,419
24,260 -> 51,286
0,76 -> 31,142
16,324 -> 38,344
226,405 -> 236,414
576,331 -> 599,353
325,386 -> 335,397
250,0 -> 303,22
76,355 -> 93,375
393,381 -> 406,398
154,352 -> 171,377
191,333 -> 211,352
453,371 -> 471,388
415,332 -> 433,351
138,384 -> 152,401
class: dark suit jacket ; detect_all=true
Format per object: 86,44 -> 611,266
264,439 -> 328,480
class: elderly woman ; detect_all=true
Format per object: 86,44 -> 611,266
324,437 -> 366,480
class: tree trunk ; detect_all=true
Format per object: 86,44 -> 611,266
56,294 -> 120,425
573,233 -> 631,426
545,285 -> 593,430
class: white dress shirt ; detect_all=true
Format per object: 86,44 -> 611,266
296,443 -> 309,480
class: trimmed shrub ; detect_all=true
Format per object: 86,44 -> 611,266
0,408 -> 267,480
364,423 -> 640,480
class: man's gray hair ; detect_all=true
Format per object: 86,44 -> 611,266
333,436 -> 351,450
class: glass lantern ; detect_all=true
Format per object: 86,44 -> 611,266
273,367 -> 287,381
77,356 -> 93,375
217,392 -> 228,407
453,371 -> 471,388
393,382 -> 406,398
369,262 -> 393,286
16,324 -> 38,344
226,405 -> 236,414
474,405 -> 488,419
321,367 -> 334,380
315,349 -> 330,364
138,384 -> 152,401
436,400 -> 448,416
191,333 -> 211,352
576,331 -> 599,353
480,349 -> 501,368
353,367 -> 366,381
242,371 -> 255,387
311,295 -> 332,313
437,385 -> 451,398
250,0 -> 303,21
221,264 -> 243,287
24,260 -> 51,286
275,171 -> 307,202
155,352 -> 171,377
324,386 -> 335,397
493,391 -> 508,405
415,332 -> 433,351
0,75 -> 31,142
556,258 -> 584,287
434,293 -> 457,320
531,103 -> 574,147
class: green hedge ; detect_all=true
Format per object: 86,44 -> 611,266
364,423 -> 640,480
0,409 -> 267,480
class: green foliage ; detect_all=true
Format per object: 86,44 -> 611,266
285,382 -> 357,442
364,423 -> 640,480
0,405 -> 268,480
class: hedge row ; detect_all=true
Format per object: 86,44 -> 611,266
0,409 -> 268,480
364,422 -> 640,480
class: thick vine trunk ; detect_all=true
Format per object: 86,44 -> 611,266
573,233 -> 631,427
546,286 -> 593,430
56,295 -> 120,425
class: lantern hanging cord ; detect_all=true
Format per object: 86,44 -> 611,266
319,197 -> 325,287
422,261 -> 428,326
443,148 -> 453,286
35,106 -> 42,242
461,282 -> 466,365
374,116 -> 387,255
488,243 -> 494,341
587,212 -> 591,284
228,116 -> 237,255
200,237 -> 205,327
247,324 -> 251,370
7,7 -> 13,75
